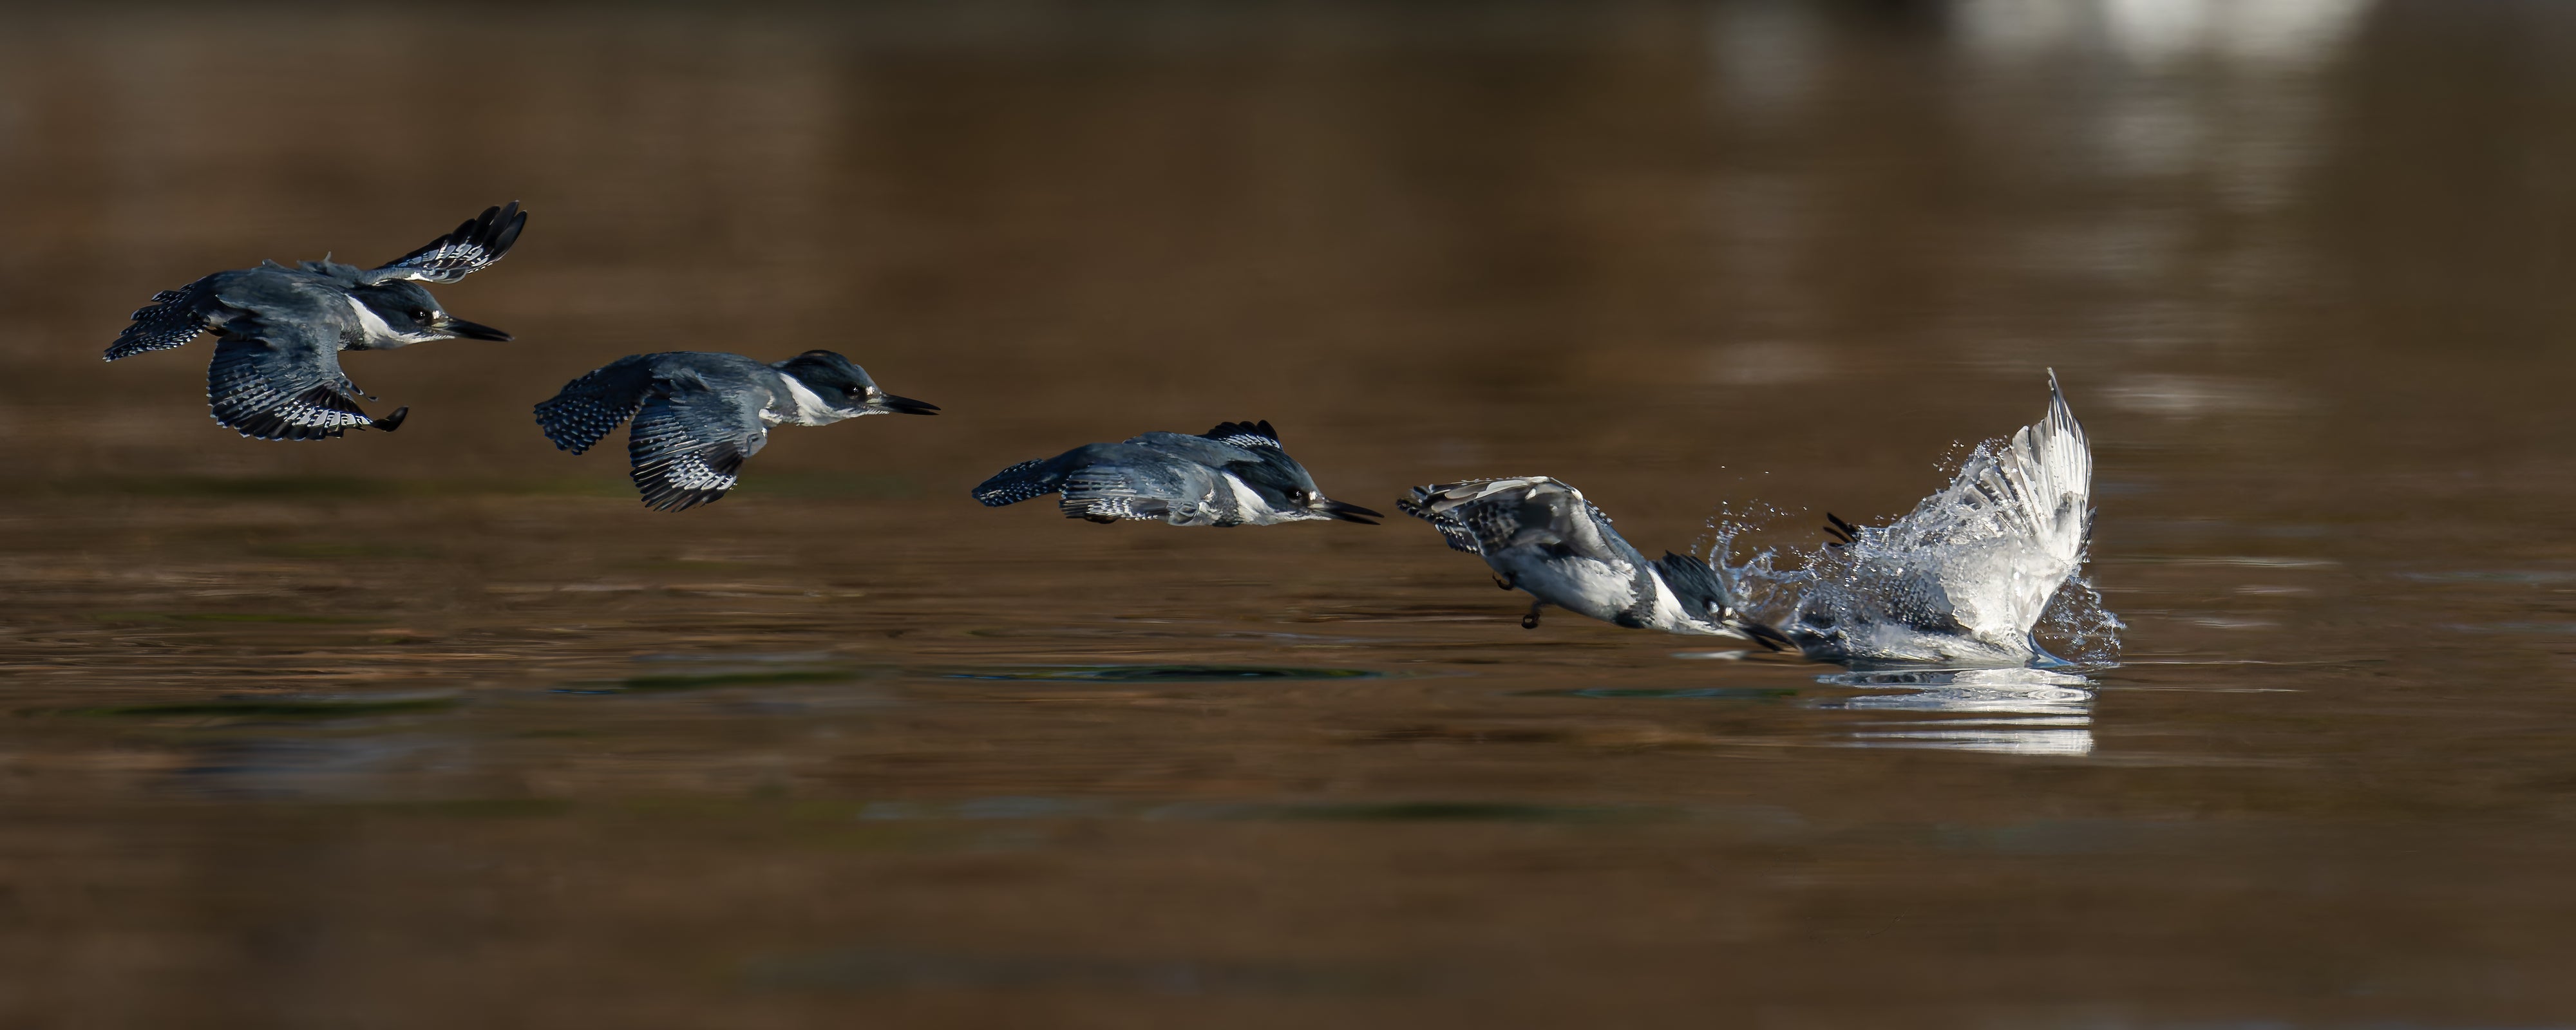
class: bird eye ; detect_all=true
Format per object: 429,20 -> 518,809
410,308 -> 434,322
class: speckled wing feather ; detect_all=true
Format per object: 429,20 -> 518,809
625,378 -> 767,512
1057,461 -> 1199,523
973,458 -> 1063,507
1399,476 -> 1620,563
106,276 -> 221,360
1200,419 -> 1282,450
1397,485 -> 1488,554
204,317 -> 378,441
535,355 -> 657,454
363,201 -> 527,285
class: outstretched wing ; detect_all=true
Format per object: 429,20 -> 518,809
1852,370 -> 2094,647
1397,476 -> 1627,563
535,355 -> 657,454
106,276 -> 223,360
625,377 -> 767,512
204,317 -> 384,441
1955,370 -> 2092,637
362,201 -> 527,285
2011,371 -> 2093,577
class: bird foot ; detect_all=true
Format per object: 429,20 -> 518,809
371,407 -> 409,433
1520,602 -> 1544,630
1493,576 -> 1516,591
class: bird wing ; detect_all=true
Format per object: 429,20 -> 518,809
361,201 -> 527,285
1868,371 -> 2093,645
1200,420 -> 1282,450
1124,430 -> 1262,467
106,275 -> 225,360
204,314 -> 381,441
1964,370 -> 2094,637
1397,476 -> 1629,564
535,355 -> 658,454
1054,447 -> 1210,523
625,373 -> 768,512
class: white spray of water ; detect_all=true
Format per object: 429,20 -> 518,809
1704,376 -> 2123,669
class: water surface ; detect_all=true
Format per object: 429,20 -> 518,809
3,2 -> 2575,1026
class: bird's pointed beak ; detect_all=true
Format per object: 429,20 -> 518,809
442,317 -> 513,342
871,394 -> 940,416
1316,498 -> 1383,525
1739,617 -> 1793,653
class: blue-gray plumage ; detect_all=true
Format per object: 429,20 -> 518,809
1400,476 -> 1786,646
105,202 -> 527,440
974,420 -> 1382,527
535,350 -> 938,512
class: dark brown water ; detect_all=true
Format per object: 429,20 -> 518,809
5,2 -> 2575,1025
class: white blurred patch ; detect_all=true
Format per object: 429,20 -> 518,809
1705,341 -> 1832,386
1705,1 -> 1820,118
1828,667 -> 2097,757
2099,373 -> 2300,418
1955,0 -> 2374,66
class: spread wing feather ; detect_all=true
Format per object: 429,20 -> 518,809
1398,476 -> 1626,564
204,317 -> 379,442
625,379 -> 766,512
363,201 -> 527,285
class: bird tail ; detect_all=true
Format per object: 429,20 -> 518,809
1396,485 -> 1484,555
106,285 -> 212,361
1654,552 -> 1790,651
972,458 -> 1065,507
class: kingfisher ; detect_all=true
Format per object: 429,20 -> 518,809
105,201 -> 527,440
536,350 -> 936,511
974,420 -> 1381,527
1401,475 -> 1785,646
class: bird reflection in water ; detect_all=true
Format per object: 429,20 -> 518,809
1816,667 -> 2095,757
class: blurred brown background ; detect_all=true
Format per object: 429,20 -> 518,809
3,1 -> 2575,1027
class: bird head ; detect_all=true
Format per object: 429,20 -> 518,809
773,350 -> 939,417
1285,487 -> 1384,525
351,282 -> 511,346
1238,462 -> 1380,524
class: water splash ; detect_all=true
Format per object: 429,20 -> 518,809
2038,568 -> 2126,665
1706,439 -> 2123,669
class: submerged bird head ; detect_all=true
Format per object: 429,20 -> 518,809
349,281 -> 511,346
774,350 -> 939,417
1653,551 -> 1792,650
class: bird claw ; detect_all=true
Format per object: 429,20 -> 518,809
1520,601 -> 1544,630
1493,576 -> 1516,591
